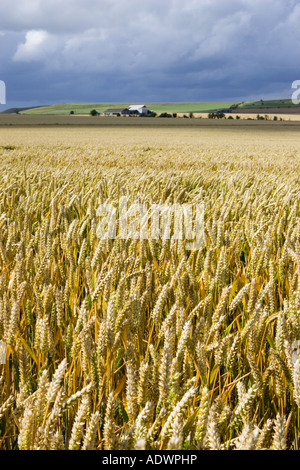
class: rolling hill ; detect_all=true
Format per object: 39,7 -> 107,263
18,102 -> 237,115
2,99 -> 300,115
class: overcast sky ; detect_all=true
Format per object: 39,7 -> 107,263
1,0 -> 300,109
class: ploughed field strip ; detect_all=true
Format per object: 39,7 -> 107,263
1,127 -> 300,450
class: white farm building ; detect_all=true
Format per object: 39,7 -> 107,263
102,104 -> 153,116
128,104 -> 150,115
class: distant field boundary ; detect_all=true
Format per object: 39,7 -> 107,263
2,99 -> 300,116
5,99 -> 299,116
1,114 -> 300,128
232,107 -> 300,115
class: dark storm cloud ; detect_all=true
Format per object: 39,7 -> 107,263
1,0 -> 300,108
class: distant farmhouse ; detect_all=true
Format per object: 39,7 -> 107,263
102,108 -> 129,116
128,105 -> 151,114
103,104 -> 152,116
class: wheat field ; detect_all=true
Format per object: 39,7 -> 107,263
1,125 -> 300,450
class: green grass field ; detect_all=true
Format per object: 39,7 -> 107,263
20,102 -> 237,115
9,99 -> 300,116
236,99 -> 300,110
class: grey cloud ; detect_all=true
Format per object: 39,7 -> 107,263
1,0 -> 300,107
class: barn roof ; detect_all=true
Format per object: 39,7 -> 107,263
128,104 -> 147,110
103,108 -> 128,113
